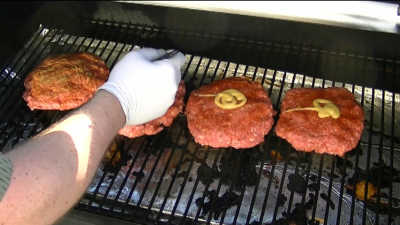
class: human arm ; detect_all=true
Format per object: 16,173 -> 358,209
0,48 -> 185,225
0,90 -> 125,225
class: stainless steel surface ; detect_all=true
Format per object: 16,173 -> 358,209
126,1 -> 400,34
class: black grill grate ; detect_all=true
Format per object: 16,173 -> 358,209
0,20 -> 400,225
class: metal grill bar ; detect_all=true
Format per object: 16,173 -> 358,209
284,72 -> 301,214
280,46 -> 321,224
232,70 -> 252,225
138,132 -> 170,209
257,61 -> 282,225
108,139 -> 145,211
375,88 -> 385,224
103,25 -> 171,213
178,61 -> 217,225
149,130 -> 185,219
335,83 -> 356,225
272,151 -> 289,222
0,28 -> 60,114
91,24 -> 135,211
231,66 -> 257,225
362,88 -> 375,225
219,66 -> 249,225
85,24 -> 127,209
94,25 -> 163,211
0,29 -> 63,150
169,59 -> 213,223
203,61 -> 233,225
245,65 -> 272,224
142,67 -> 192,213
389,88 -> 396,224
198,62 -> 232,225
179,150 -> 206,225
0,25 -> 45,83
349,86 -> 365,225
320,54 -> 335,225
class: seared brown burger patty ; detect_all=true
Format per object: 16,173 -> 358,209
23,52 -> 109,111
185,77 -> 275,149
275,87 -> 364,156
118,81 -> 186,138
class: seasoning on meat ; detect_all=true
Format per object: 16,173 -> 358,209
118,81 -> 186,138
275,87 -> 364,156
23,52 -> 109,110
185,77 -> 276,149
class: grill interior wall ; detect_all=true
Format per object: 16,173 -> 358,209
0,20 -> 399,225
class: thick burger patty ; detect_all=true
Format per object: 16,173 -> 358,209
118,81 -> 186,138
23,52 -> 109,110
185,77 -> 275,149
275,87 -> 364,156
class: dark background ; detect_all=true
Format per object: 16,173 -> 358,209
0,1 -> 399,91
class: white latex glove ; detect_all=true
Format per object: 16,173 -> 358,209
99,48 -> 186,125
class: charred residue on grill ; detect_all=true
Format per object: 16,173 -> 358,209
218,147 -> 261,190
362,195 -> 400,216
103,137 -> 131,173
307,182 -> 320,192
194,146 -> 266,217
195,190 -> 241,220
260,194 -> 319,225
197,163 -> 219,186
132,171 -> 145,182
267,204 -> 308,225
347,162 -> 400,191
287,173 -> 307,194
344,142 -> 363,158
346,161 -> 400,215
262,168 -> 280,188
174,115 -> 193,144
263,137 -> 312,176
0,111 -> 43,151
250,193 -> 319,224
305,193 -> 317,210
145,129 -> 172,155
320,193 -> 335,209
335,156 -> 353,176
277,194 -> 287,207
195,146 -> 264,191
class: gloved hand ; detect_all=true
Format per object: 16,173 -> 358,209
99,48 -> 186,125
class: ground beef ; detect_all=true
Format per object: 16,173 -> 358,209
275,87 -> 364,156
185,77 -> 275,149
118,81 -> 186,138
23,52 -> 109,110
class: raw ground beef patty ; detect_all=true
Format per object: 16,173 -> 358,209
24,51 -> 185,139
23,52 -> 109,110
118,81 -> 186,138
185,77 -> 275,149
275,87 -> 364,156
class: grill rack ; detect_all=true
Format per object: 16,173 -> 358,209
0,20 -> 399,225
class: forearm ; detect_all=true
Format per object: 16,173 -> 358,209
0,90 -> 125,225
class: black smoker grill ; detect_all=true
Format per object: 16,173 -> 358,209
0,2 -> 400,225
